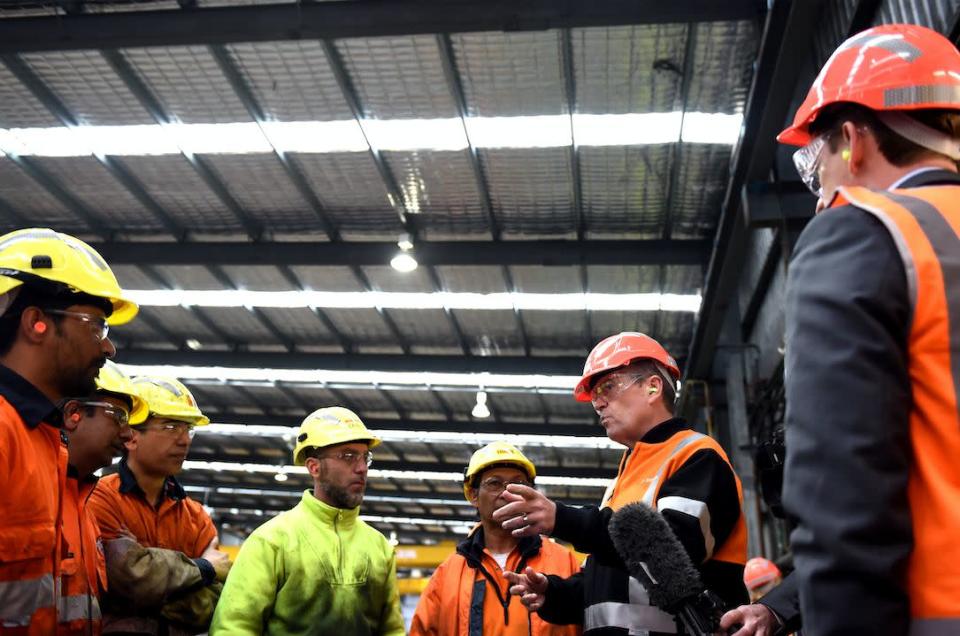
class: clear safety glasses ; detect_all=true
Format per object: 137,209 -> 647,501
43,309 -> 110,341
792,134 -> 829,198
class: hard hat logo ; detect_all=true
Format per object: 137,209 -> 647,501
292,407 -> 382,466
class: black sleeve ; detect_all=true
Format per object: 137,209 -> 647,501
538,572 -> 584,625
782,207 -> 913,636
655,448 -> 741,565
758,572 -> 801,633
551,503 -> 621,563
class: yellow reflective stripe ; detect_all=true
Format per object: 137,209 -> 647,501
59,592 -> 101,622
0,573 -> 55,626
910,618 -> 960,635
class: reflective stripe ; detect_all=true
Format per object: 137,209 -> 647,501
0,573 -> 55,626
888,193 -> 960,423
657,496 -> 715,560
59,592 -> 101,622
640,433 -> 705,505
910,618 -> 960,635
885,84 -> 960,108
583,577 -> 677,634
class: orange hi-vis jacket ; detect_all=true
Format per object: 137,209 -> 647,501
58,470 -> 107,635
831,185 -> 960,633
410,528 -> 582,636
602,427 -> 749,569
87,459 -> 216,634
0,366 -> 68,635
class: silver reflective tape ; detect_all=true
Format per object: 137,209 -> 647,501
59,592 -> 101,622
0,573 -> 55,627
584,600 -> 677,634
657,495 -> 716,560
885,85 -> 960,108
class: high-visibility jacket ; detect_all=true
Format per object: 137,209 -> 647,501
540,418 -> 748,635
88,460 -> 217,634
210,490 -> 404,635
410,527 -> 582,636
58,471 -> 107,635
0,366 -> 67,635
828,184 -> 960,632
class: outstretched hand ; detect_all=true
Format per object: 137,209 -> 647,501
719,603 -> 779,636
505,567 -> 549,612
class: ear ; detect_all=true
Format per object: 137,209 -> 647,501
842,121 -> 868,175
124,431 -> 139,452
646,374 -> 663,399
467,488 -> 479,507
305,457 -> 322,478
20,307 -> 48,345
62,400 -> 82,433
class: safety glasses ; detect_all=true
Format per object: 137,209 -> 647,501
43,309 -> 109,341
792,134 -> 829,198
589,373 -> 645,404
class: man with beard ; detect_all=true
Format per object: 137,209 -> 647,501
89,376 -> 230,635
210,407 -> 404,635
0,228 -> 137,633
410,442 -> 581,636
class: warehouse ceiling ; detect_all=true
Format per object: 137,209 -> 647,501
0,0 -> 848,545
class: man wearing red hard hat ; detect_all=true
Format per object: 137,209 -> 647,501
724,23 -> 960,636
491,332 -> 749,635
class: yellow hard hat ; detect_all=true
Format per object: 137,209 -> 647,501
462,441 -> 536,501
293,407 -> 381,466
131,376 -> 209,427
0,228 -> 137,325
95,361 -> 148,425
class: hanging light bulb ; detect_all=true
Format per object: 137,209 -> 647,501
274,471 -> 288,482
471,390 -> 490,419
390,232 -> 418,273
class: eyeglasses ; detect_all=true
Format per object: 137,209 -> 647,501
792,133 -> 830,197
321,450 -> 373,468
43,309 -> 109,341
81,401 -> 130,428
143,421 -> 196,439
479,477 -> 533,494
590,373 -> 645,404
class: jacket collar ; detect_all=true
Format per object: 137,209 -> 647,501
639,417 -> 690,444
456,525 -> 542,569
300,489 -> 361,528
893,167 -> 960,189
0,364 -> 60,429
117,456 -> 186,501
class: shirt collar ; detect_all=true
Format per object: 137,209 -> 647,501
117,457 -> 186,501
888,166 -> 944,190
0,364 -> 61,429
639,417 -> 690,444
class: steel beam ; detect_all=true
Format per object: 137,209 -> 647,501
118,348 -> 583,375
92,238 -> 711,266
0,0 -> 764,54
684,0 -> 825,379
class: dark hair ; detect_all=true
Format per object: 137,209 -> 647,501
809,103 -> 960,167
0,285 -> 112,356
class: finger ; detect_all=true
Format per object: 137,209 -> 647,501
504,483 -> 537,496
491,500 -> 526,521
499,490 -> 525,503
503,571 -> 520,584
509,584 -> 529,596
205,536 -> 219,551
511,524 -> 539,539
719,609 -> 743,629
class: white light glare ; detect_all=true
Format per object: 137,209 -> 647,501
125,289 -> 701,313
201,424 -> 621,450
389,252 -> 419,273
0,112 -> 742,158
118,364 -> 579,392
471,391 -> 490,419
181,460 -> 611,488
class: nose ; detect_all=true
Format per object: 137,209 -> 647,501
354,461 -> 369,476
118,424 -> 133,442
102,336 -> 117,359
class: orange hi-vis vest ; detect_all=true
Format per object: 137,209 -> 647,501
833,185 -> 960,634
601,428 -> 748,567
58,474 -> 107,635
0,398 -> 68,634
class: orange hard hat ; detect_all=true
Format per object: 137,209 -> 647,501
574,332 -> 680,402
778,23 -> 960,147
743,557 -> 782,590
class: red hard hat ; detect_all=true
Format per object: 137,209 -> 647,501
778,23 -> 960,147
743,557 -> 782,590
574,332 -> 680,402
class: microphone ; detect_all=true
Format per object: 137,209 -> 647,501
609,502 -> 730,636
